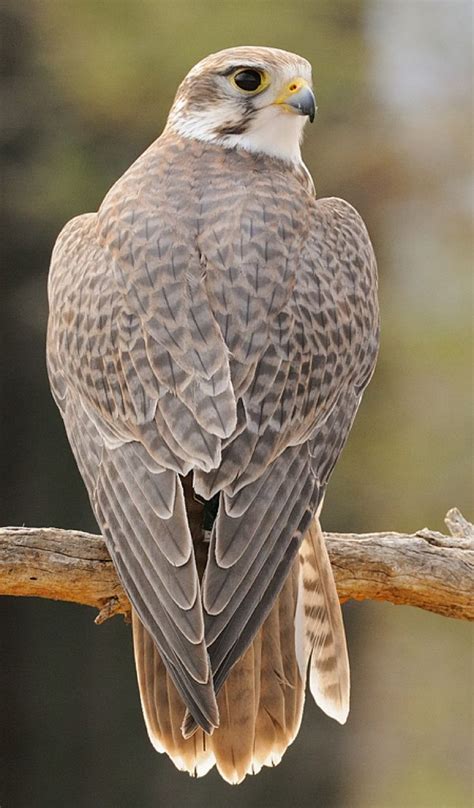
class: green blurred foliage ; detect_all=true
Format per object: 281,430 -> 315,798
1,1 -> 472,807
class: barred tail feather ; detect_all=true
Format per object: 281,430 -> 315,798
132,559 -> 305,784
295,518 -> 350,724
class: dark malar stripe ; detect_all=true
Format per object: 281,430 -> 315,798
214,109 -> 256,138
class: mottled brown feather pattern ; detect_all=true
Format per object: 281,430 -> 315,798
47,46 -> 379,782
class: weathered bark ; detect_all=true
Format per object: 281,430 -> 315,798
0,509 -> 472,623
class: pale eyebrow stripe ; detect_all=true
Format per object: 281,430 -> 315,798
218,64 -> 267,76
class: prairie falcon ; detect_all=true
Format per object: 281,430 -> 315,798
47,46 -> 379,783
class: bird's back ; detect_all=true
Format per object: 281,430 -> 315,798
47,128 -> 378,783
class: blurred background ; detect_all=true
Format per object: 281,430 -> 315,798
1,1 -> 472,806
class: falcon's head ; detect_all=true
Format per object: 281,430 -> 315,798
166,46 -> 316,163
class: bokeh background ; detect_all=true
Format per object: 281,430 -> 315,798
1,1 -> 472,806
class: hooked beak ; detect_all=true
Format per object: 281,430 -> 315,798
274,77 -> 316,123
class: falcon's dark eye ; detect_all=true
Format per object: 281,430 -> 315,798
233,69 -> 263,93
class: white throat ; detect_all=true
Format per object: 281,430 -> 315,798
224,106 -> 306,163
169,103 -> 307,164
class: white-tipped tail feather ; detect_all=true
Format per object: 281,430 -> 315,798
296,518 -> 350,724
132,518 -> 349,783
132,560 -> 305,783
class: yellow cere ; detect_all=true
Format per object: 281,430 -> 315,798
274,77 -> 312,106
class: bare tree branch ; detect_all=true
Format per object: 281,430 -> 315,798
1,509 -> 472,622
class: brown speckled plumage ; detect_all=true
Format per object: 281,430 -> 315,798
47,46 -> 379,782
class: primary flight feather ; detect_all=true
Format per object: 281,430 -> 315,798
47,46 -> 379,783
